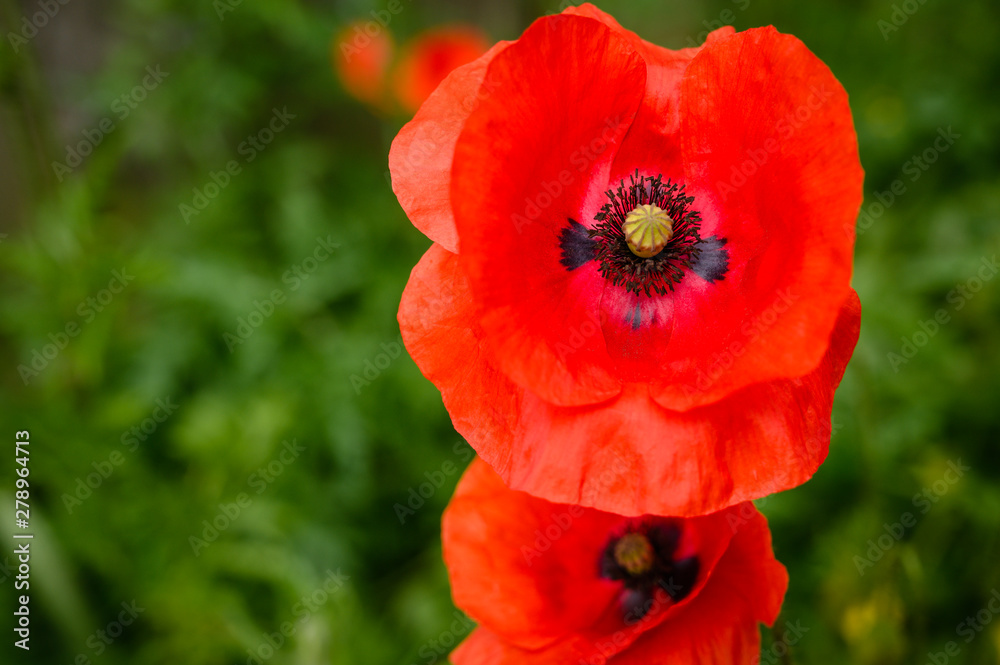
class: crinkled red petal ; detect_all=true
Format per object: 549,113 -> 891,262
389,40 -> 511,252
648,26 -> 863,410
399,245 -> 860,516
451,13 -> 649,406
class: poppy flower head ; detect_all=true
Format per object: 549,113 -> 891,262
394,5 -> 863,517
444,459 -> 788,664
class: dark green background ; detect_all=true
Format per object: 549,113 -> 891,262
1,0 -> 998,663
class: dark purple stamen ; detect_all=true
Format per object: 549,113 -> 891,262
590,171 -> 705,297
599,521 -> 700,621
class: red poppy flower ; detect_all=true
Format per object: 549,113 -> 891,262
331,21 -> 395,109
393,5 -> 862,516
443,458 -> 787,664
392,26 -> 490,114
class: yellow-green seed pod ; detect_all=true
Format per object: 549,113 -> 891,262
614,532 -> 655,575
622,204 -> 674,258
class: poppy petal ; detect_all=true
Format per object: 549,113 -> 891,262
450,628 -> 512,665
506,291 -> 860,517
442,458 -> 621,650
451,13 -> 648,406
443,459 -> 742,653
389,40 -> 511,252
398,244 -> 523,476
400,243 -> 861,516
553,8 -> 744,383
649,26 -> 862,411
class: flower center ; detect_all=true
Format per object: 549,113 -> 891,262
599,522 -> 700,620
589,171 -> 704,297
613,532 -> 654,575
622,204 -> 673,258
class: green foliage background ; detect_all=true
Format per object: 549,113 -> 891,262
1,0 -> 998,663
